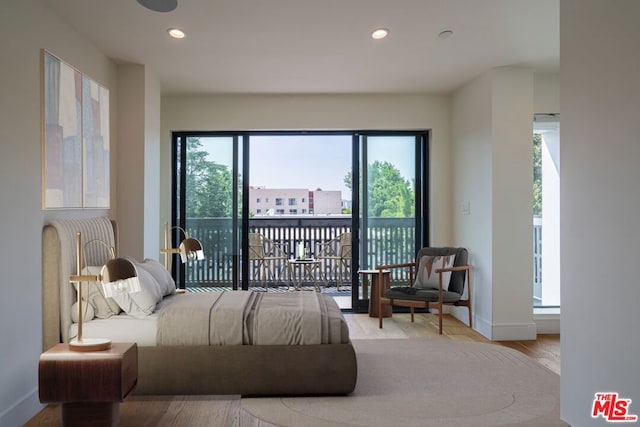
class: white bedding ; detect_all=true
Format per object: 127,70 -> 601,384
69,292 -> 350,347
68,295 -> 177,346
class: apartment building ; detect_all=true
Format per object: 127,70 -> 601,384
250,187 -> 343,216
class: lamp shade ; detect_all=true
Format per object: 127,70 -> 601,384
101,258 -> 138,283
100,258 -> 141,298
179,237 -> 205,263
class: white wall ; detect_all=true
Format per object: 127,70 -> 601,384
452,67 -> 536,340
144,69 -> 161,260
116,65 -> 162,261
534,72 -> 560,113
0,1 -> 117,425
490,68 -> 535,340
451,73 -> 494,336
160,94 -> 453,245
560,0 -> 640,425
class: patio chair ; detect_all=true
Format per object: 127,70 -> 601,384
316,232 -> 351,291
376,247 -> 472,334
248,233 -> 290,290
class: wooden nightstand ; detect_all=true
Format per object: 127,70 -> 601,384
39,342 -> 138,427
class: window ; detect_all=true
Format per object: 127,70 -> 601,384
256,198 -> 261,203
533,113 -> 560,308
289,209 -> 297,214
276,209 -> 285,215
275,198 -> 284,206
288,198 -> 297,206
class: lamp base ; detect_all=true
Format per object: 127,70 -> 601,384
69,338 -> 112,352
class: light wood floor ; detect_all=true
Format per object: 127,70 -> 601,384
346,312 -> 560,375
26,313 -> 560,427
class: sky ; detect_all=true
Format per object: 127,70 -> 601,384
199,134 -> 416,201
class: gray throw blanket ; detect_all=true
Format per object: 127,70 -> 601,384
156,291 -> 348,346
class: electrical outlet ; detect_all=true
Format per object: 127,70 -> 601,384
460,201 -> 470,215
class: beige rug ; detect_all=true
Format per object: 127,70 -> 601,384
242,338 -> 566,427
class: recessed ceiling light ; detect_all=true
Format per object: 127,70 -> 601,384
167,28 -> 185,39
137,0 -> 177,12
438,30 -> 453,39
371,28 -> 389,40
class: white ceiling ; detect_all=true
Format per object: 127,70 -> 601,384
40,0 -> 559,95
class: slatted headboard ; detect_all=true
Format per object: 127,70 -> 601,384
42,217 -> 118,350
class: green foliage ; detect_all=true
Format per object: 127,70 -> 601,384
533,134 -> 542,216
185,138 -> 233,218
344,161 -> 414,218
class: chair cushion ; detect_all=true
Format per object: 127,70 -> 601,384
385,287 -> 462,303
415,247 -> 468,295
413,254 -> 455,290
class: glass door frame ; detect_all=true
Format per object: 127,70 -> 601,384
171,130 -> 430,309
351,131 -> 430,312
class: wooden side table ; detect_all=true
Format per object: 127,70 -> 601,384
39,342 -> 138,427
358,269 -> 392,318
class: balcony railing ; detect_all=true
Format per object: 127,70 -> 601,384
178,217 -> 545,297
182,216 -> 415,288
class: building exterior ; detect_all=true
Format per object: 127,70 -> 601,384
250,187 -> 343,216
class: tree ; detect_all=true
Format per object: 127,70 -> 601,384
185,138 -> 233,218
344,161 -> 414,218
533,133 -> 542,216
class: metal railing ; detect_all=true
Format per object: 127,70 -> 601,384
533,217 -> 542,305
181,216 -> 415,288
179,217 -> 545,296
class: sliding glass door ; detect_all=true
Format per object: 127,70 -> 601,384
353,132 -> 428,311
171,130 -> 429,312
171,133 -> 243,290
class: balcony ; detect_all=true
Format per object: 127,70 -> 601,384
177,217 -> 550,309
180,216 -> 415,290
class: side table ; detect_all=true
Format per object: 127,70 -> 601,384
358,269 -> 392,318
288,259 -> 321,291
39,342 -> 138,427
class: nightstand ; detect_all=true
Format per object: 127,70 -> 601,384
39,342 -> 138,427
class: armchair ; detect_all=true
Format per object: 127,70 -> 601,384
376,247 -> 472,334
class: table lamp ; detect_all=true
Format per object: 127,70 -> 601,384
69,231 -> 140,352
160,222 -> 205,270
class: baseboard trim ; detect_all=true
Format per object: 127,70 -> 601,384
0,388 -> 42,427
492,322 -> 537,341
533,313 -> 560,334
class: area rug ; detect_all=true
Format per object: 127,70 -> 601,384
241,338 -> 566,427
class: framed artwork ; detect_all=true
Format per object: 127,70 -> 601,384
42,50 -> 110,209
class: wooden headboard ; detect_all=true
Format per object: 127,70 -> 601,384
42,217 -> 118,351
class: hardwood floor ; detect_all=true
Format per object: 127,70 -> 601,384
26,313 -> 560,426
345,313 -> 560,375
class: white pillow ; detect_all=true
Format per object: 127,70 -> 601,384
74,266 -> 121,318
109,264 -> 163,318
137,258 -> 176,296
70,301 -> 95,323
413,254 -> 456,290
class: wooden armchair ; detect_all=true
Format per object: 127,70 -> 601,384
316,232 -> 351,291
376,247 -> 472,334
248,233 -> 290,289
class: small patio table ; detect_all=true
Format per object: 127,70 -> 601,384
288,258 -> 321,292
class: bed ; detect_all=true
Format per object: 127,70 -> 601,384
42,217 -> 357,396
